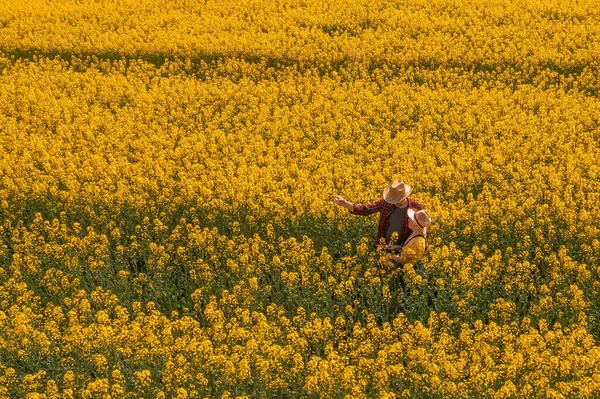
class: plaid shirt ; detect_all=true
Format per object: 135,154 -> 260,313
350,197 -> 423,246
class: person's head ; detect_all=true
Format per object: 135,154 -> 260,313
383,180 -> 412,205
407,208 -> 431,233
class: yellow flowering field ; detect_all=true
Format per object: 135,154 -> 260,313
1,0 -> 600,398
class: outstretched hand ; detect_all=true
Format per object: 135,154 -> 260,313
333,195 -> 346,206
334,195 -> 353,210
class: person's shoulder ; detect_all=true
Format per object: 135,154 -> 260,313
408,198 -> 423,208
376,197 -> 392,208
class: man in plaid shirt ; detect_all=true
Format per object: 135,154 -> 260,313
334,180 -> 424,249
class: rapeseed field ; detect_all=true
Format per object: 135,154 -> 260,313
1,0 -> 599,397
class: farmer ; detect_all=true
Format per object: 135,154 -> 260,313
334,180 -> 431,265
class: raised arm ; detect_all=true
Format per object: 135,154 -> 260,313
335,196 -> 384,216
334,195 -> 354,211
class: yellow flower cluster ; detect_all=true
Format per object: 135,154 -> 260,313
1,0 -> 600,397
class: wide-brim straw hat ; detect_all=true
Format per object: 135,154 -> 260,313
407,208 -> 432,231
383,180 -> 412,204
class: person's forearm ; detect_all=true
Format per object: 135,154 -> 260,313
347,198 -> 383,216
344,201 -> 354,212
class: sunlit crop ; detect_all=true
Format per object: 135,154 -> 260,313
1,0 -> 599,398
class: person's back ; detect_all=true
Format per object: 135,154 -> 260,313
394,234 -> 427,265
391,207 -> 431,266
386,205 -> 407,246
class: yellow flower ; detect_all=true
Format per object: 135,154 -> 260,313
134,370 -> 152,389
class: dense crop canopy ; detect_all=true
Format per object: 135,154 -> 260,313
0,0 -> 599,398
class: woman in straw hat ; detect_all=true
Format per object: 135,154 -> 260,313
334,180 -> 426,257
388,207 -> 432,265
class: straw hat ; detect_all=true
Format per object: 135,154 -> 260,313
383,180 -> 412,204
407,208 -> 432,231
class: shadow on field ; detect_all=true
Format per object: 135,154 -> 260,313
1,48 -> 597,96
2,193 -> 600,341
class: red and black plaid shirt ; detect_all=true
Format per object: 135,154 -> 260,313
350,197 -> 423,246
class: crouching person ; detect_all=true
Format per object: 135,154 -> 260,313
385,208 -> 431,274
